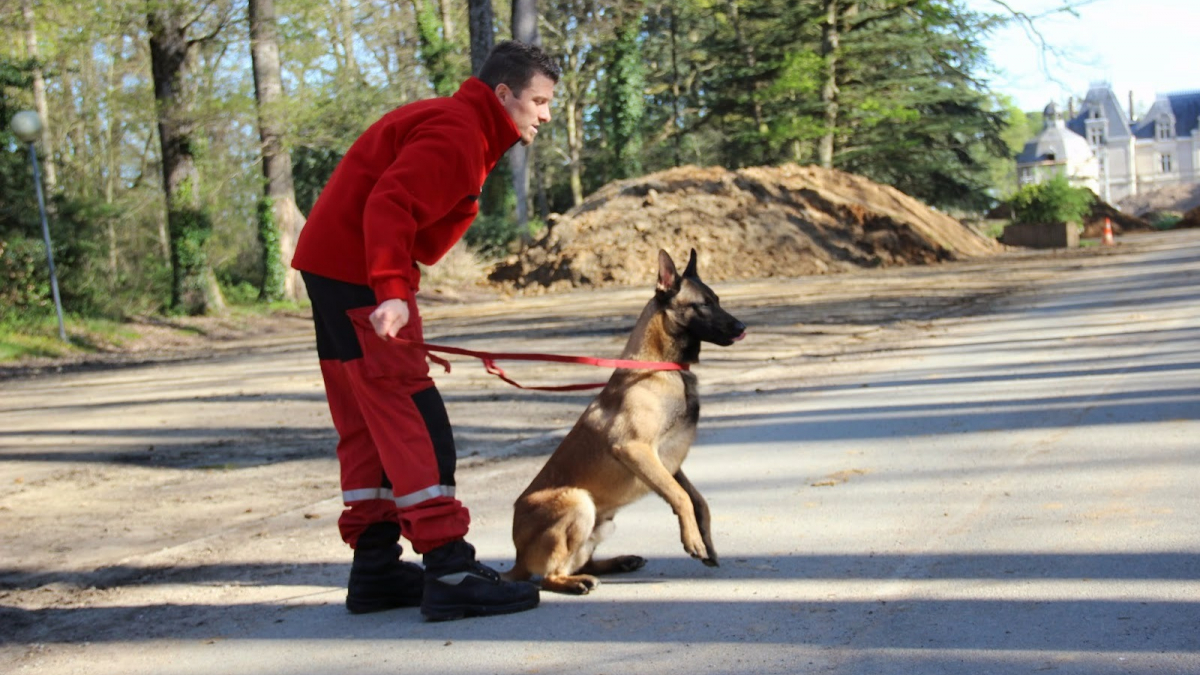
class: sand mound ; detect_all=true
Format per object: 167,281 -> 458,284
1081,199 -> 1153,237
1176,205 -> 1200,229
1118,183 -> 1200,217
488,164 -> 1002,292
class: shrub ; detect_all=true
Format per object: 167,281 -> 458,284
1009,175 -> 1094,226
0,235 -> 52,327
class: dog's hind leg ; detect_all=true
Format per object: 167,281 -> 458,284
578,517 -> 646,575
517,488 -> 602,594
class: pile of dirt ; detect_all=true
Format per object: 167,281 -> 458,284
1082,199 -> 1154,237
488,164 -> 1002,292
1118,183 -> 1200,217
1177,205 -> 1200,229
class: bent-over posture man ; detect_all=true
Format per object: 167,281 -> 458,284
291,41 -> 558,621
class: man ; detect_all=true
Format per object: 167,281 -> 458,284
291,41 -> 558,622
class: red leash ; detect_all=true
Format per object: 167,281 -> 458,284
346,309 -> 687,392
386,336 -> 688,391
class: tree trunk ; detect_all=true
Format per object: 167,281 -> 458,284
20,0 -> 57,192
439,0 -> 455,41
104,36 -> 120,276
668,2 -> 682,167
468,0 -> 495,76
148,2 -> 225,316
250,0 -> 307,302
508,0 -> 538,229
337,0 -> 359,79
819,0 -> 840,169
566,96 -> 583,206
726,0 -> 764,139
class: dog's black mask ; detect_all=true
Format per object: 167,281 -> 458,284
657,249 -> 746,347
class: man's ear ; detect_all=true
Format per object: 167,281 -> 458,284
657,249 -> 679,294
494,82 -> 513,103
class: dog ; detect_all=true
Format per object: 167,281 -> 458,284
504,248 -> 746,594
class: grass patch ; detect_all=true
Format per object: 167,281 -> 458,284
0,314 -> 139,362
0,301 -> 312,365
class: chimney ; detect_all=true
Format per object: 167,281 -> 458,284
1129,91 -> 1136,121
1068,96 -> 1075,118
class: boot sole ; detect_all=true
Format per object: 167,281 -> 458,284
420,595 -> 540,622
346,594 -> 423,615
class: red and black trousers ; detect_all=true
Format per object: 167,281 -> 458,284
302,271 -> 470,553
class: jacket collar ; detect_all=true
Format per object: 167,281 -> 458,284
453,77 -> 521,167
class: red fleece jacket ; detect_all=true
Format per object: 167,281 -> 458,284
292,78 -> 520,301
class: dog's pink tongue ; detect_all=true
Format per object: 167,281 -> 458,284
732,332 -> 746,342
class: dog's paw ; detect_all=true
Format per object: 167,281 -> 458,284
682,532 -> 709,561
615,555 -> 647,572
701,554 -> 719,568
544,574 -> 600,595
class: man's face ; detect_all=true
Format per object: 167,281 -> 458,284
498,73 -> 555,146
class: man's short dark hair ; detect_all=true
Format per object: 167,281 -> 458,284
477,41 -> 561,96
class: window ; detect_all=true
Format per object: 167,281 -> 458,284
1088,127 -> 1105,146
1159,153 -> 1174,173
1156,118 -> 1173,140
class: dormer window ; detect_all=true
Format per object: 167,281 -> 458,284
1156,117 -> 1173,140
1087,127 -> 1104,146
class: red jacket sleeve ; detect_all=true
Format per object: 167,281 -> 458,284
363,123 -> 483,301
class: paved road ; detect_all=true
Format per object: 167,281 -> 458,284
3,231 -> 1198,674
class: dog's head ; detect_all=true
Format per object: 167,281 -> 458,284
655,249 -> 746,347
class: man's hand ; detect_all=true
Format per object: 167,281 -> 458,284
369,298 -> 410,339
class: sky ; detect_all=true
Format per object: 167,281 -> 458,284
964,0 -> 1197,116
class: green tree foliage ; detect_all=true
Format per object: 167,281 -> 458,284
1009,174 -> 1093,226
0,57 -> 37,236
1,0 -> 1081,324
598,4 -> 647,181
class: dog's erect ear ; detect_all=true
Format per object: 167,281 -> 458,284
657,249 -> 679,293
683,248 -> 698,278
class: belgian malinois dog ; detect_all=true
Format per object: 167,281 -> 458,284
504,249 -> 746,594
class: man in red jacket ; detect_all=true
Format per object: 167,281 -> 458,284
292,41 -> 558,621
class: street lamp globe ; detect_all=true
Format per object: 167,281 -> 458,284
11,110 -> 42,144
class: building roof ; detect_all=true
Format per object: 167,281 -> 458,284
1132,91 -> 1200,139
1017,104 -> 1095,165
1067,84 -> 1133,140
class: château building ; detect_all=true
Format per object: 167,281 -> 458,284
1016,83 -> 1200,204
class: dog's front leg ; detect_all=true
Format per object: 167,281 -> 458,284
612,442 -> 709,562
674,469 -> 718,567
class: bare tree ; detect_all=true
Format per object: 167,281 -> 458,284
20,0 -> 57,192
249,0 -> 306,301
818,0 -> 841,169
468,0 -> 495,76
509,0 -> 539,228
147,0 -> 227,315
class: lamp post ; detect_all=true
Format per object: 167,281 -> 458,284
10,110 -> 67,342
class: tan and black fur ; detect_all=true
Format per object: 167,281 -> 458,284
505,249 -> 745,594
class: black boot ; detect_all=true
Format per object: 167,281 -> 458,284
346,522 -> 424,614
420,539 -> 540,622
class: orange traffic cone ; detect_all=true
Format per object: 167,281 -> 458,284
1102,218 -> 1114,246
